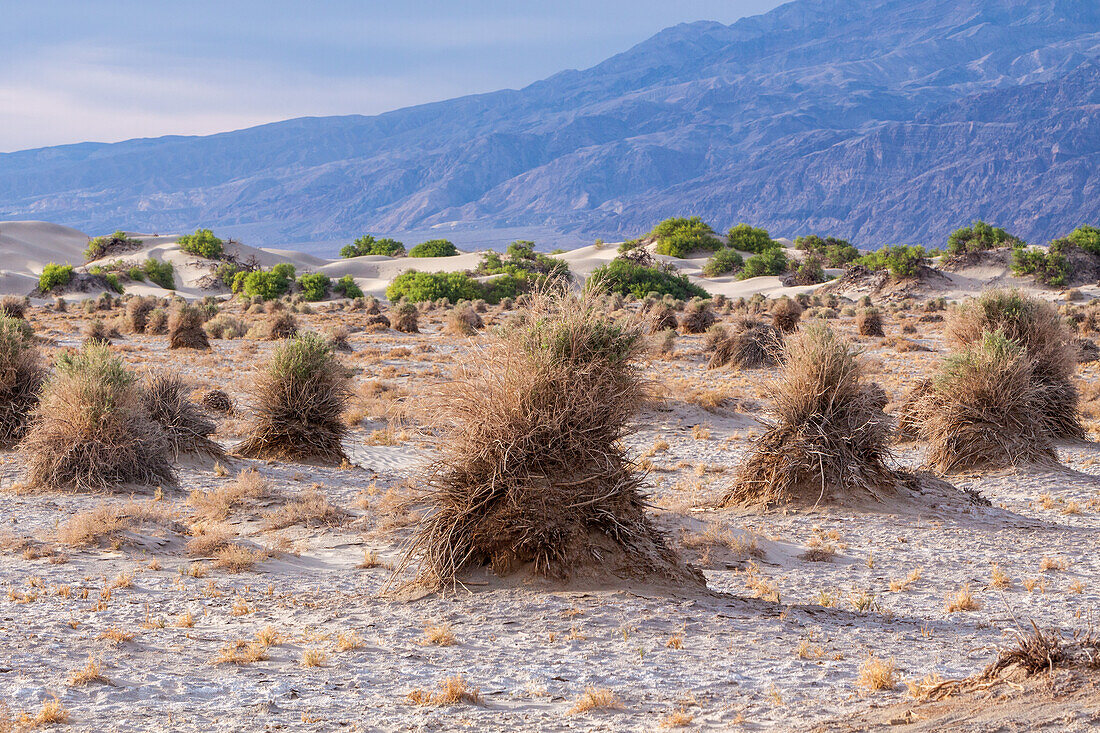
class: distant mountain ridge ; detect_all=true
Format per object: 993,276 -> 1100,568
1,0 -> 1099,248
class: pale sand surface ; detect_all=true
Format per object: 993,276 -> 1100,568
0,299 -> 1097,730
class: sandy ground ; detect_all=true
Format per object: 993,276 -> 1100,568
0,295 -> 1097,731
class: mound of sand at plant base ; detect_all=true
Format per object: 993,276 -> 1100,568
0,222 -> 859,302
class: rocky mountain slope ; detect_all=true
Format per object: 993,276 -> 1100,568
1,0 -> 1098,246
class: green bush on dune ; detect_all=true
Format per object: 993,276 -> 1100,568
794,234 -> 860,267
332,274 -> 364,299
737,248 -> 789,280
340,235 -> 405,258
726,224 -> 777,254
857,245 -> 928,279
650,217 -> 722,258
409,239 -> 459,258
39,263 -> 75,292
590,258 -> 708,300
177,228 -> 225,259
235,263 -> 296,300
946,220 -> 1024,257
297,273 -> 332,302
84,231 -> 139,261
142,259 -> 176,290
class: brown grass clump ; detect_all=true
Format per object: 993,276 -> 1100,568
199,389 -> 233,414
707,317 -> 782,369
82,318 -> 118,344
678,298 -> 715,334
203,313 -> 247,339
146,308 -> 168,334
235,332 -> 350,462
391,303 -> 419,333
857,654 -> 898,691
19,344 -> 175,491
771,297 -> 803,333
396,289 -> 698,588
0,295 -> 27,320
894,379 -> 936,441
325,325 -> 352,352
569,687 -> 624,714
407,676 -> 482,706
856,308 -> 884,337
647,302 -> 678,334
444,306 -> 483,336
248,311 -> 298,340
167,303 -> 210,349
141,373 -> 224,459
0,316 -> 44,447
124,296 -> 155,334
919,331 -> 1055,472
946,289 -> 1082,439
722,325 -> 899,507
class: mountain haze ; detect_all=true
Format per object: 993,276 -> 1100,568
1,0 -> 1099,248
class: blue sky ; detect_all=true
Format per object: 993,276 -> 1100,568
0,1 -> 783,152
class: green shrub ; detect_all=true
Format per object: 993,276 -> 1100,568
1067,225 -> 1100,256
791,254 -> 827,285
478,241 -> 569,279
1011,246 -> 1070,286
857,245 -> 928,279
481,274 -> 525,304
794,234 -> 859,267
737,248 -> 789,279
946,220 -> 1024,257
215,261 -> 242,289
332,275 -> 363,299
143,259 -> 175,290
649,217 -> 721,258
727,224 -> 776,254
177,229 -> 224,259
590,258 -> 708,300
84,231 -> 138,261
297,273 -> 331,302
85,267 -> 124,294
409,239 -> 458,258
386,271 -> 482,304
242,265 -> 295,300
39,264 -> 74,293
702,248 -> 744,277
340,235 -> 405,258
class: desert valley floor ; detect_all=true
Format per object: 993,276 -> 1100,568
0,295 -> 1098,732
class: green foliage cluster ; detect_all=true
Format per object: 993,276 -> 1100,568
84,231 -> 139,261
39,263 -> 74,292
297,273 -> 332,302
649,217 -> 722,258
215,262 -> 243,289
1067,225 -> 1100,255
408,239 -> 459,258
340,235 -> 405,258
702,248 -> 744,277
233,263 -> 296,300
791,254 -> 827,285
589,258 -> 708,300
857,245 -> 928,279
794,234 -> 860,267
737,247 -> 789,280
726,224 -> 776,254
1011,246 -> 1069,286
86,266 -> 124,293
385,270 -> 480,304
333,275 -> 363,299
946,220 -> 1024,257
479,241 -> 569,279
140,259 -> 175,290
177,229 -> 225,259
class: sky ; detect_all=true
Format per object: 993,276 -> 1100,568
0,0 -> 785,152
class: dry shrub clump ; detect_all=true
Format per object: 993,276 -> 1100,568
771,297 -> 803,333
249,311 -> 298,340
397,289 -> 699,588
146,308 -> 168,334
0,316 -> 44,447
392,303 -> 419,333
647,302 -> 678,334
141,373 -> 225,459
200,389 -> 233,414
19,344 -> 175,491
678,298 -> 715,334
235,332 -> 350,462
707,317 -> 782,369
168,303 -> 210,350
124,296 -> 155,334
82,318 -> 118,344
856,308 -> 884,337
444,306 -> 484,336
946,289 -> 1082,439
722,325 -> 898,507
325,325 -> 352,352
0,295 -> 27,319
919,331 -> 1055,472
204,313 -> 247,339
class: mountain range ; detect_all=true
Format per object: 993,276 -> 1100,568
1,0 -> 1099,250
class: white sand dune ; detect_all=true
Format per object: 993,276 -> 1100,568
0,221 -> 1054,304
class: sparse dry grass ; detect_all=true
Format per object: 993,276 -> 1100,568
569,686 -> 624,714
857,654 -> 898,691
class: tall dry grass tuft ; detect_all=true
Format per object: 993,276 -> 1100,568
168,303 -> 210,350
0,316 -> 44,447
647,302 -> 678,334
0,295 -> 27,320
919,330 -> 1055,472
722,325 -> 897,507
856,308 -> 884,337
234,332 -> 350,462
142,373 -> 225,459
124,296 -> 155,334
395,289 -> 699,588
19,344 -> 175,491
444,306 -> 483,336
946,289 -> 1082,439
